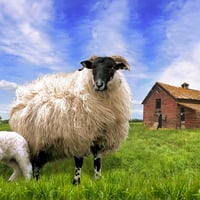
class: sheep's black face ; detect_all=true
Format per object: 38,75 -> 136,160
92,57 -> 116,91
80,57 -> 127,91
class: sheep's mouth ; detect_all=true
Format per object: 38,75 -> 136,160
94,86 -> 107,92
94,87 -> 107,92
94,85 -> 107,92
94,80 -> 107,91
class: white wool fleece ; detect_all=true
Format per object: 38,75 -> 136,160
0,131 -> 32,181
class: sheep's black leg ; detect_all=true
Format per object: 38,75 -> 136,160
91,145 -> 102,179
32,151 -> 48,181
94,153 -> 102,179
73,157 -> 83,184
32,164 -> 41,181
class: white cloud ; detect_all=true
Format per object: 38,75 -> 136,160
0,0 -> 68,70
84,0 -> 141,67
158,0 -> 200,90
132,104 -> 143,119
133,99 -> 142,105
0,80 -> 18,90
88,0 -> 129,53
0,103 -> 12,119
159,59 -> 200,90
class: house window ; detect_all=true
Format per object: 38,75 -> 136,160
155,99 -> 161,110
180,107 -> 185,121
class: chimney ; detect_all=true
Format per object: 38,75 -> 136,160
181,82 -> 189,89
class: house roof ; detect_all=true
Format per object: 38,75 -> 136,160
178,103 -> 200,112
157,82 -> 200,100
142,82 -> 200,104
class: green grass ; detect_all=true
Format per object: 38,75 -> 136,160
0,122 -> 11,131
1,122 -> 200,199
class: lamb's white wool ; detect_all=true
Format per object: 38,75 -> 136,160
0,131 -> 32,181
9,56 -> 132,160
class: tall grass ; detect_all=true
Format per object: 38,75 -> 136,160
0,122 -> 200,199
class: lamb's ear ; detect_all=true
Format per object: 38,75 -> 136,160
78,60 -> 93,71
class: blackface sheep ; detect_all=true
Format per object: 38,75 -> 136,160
0,131 -> 32,181
9,56 -> 132,184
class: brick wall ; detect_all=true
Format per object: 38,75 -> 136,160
143,86 -> 178,128
185,108 -> 200,128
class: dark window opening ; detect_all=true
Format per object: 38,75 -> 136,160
155,99 -> 161,110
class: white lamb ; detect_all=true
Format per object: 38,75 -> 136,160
0,131 -> 32,181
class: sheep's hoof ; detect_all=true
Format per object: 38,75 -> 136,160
72,178 -> 80,185
95,171 -> 102,180
34,173 -> 40,181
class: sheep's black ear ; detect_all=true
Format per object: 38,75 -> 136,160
81,60 -> 93,68
115,62 -> 128,70
78,60 -> 93,71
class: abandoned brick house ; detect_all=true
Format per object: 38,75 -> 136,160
142,82 -> 200,129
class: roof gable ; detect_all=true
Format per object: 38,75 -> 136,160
157,82 -> 200,100
142,82 -> 200,104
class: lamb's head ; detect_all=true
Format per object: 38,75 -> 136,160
79,56 -> 130,91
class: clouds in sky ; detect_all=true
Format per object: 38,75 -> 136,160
86,0 -> 131,55
158,0 -> 200,89
159,41 -> 200,89
0,80 -> 18,90
0,0 -> 200,119
0,0 -> 69,71
0,103 -> 12,118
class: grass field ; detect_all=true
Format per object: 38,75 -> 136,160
1,122 -> 200,199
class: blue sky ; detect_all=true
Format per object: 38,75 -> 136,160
1,0 -> 200,119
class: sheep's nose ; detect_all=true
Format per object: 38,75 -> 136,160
94,79 -> 106,91
96,80 -> 104,88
